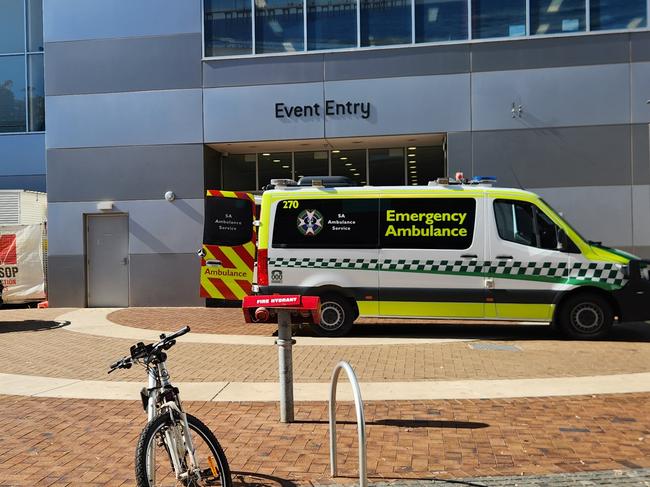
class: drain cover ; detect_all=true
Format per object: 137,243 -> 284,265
469,343 -> 522,351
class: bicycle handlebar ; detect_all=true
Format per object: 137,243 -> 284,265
108,326 -> 191,374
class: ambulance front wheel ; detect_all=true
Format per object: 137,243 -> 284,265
311,294 -> 355,337
557,293 -> 614,339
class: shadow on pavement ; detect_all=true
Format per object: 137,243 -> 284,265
0,320 -> 69,334
293,419 -> 489,429
232,471 -> 298,487
291,321 -> 650,343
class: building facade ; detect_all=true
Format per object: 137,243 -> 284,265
40,0 -> 650,307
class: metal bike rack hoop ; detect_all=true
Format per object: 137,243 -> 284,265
329,361 -> 367,487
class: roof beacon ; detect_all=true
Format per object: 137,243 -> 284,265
471,176 -> 497,186
271,179 -> 297,188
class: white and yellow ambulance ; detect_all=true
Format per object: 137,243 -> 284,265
247,176 -> 650,338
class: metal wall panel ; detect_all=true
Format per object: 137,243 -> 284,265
535,185 -> 634,248
472,64 -> 630,131
472,125 -> 632,188
45,34 -> 202,96
47,145 -> 205,202
446,132 -> 473,177
47,254 -> 86,307
43,0 -> 201,42
203,83 -> 326,142
129,253 -> 203,306
48,199 -> 204,256
631,63 -> 650,124
204,55 -> 325,88
633,124 -> 650,185
471,34 -> 629,73
46,89 -> 204,149
324,44 -> 470,81
632,185 -> 650,250
324,74 -> 471,138
631,32 -> 650,63
0,134 -> 45,175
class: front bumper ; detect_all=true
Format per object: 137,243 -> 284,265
613,259 -> 650,322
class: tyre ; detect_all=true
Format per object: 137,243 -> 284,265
309,293 -> 355,337
135,412 -> 232,487
557,293 -> 614,340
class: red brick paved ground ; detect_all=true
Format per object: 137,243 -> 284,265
2,394 -> 650,486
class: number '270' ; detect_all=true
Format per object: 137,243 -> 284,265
282,200 -> 299,209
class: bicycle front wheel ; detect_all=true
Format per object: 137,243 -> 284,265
135,412 -> 232,487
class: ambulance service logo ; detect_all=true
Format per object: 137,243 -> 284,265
297,209 -> 323,236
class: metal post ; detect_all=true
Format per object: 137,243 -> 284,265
276,310 -> 295,423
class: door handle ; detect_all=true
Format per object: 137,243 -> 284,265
496,255 -> 513,260
206,259 -> 222,267
122,257 -> 129,265
461,254 -> 478,259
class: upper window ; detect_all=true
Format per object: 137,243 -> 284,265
255,0 -> 304,53
307,0 -> 357,50
472,0 -> 526,39
493,199 -> 578,252
361,0 -> 411,46
415,0 -> 468,43
204,0 -> 253,56
273,198 -> 379,248
590,0 -> 647,30
0,0 -> 44,134
380,198 -> 476,249
530,0 -> 585,35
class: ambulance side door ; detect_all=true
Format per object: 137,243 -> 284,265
487,197 -> 570,321
200,190 -> 256,302
378,193 -> 487,318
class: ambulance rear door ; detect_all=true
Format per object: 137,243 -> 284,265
200,190 -> 256,302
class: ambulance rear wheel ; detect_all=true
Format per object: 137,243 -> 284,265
558,293 -> 613,339
311,294 -> 354,337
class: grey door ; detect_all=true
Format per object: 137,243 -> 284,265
86,214 -> 129,307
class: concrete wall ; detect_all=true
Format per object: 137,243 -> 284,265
43,0 -> 650,305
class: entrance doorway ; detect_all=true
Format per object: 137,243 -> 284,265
86,214 -> 129,307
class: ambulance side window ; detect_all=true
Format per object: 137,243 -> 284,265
494,199 -> 564,251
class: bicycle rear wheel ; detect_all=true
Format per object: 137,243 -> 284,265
135,412 -> 232,487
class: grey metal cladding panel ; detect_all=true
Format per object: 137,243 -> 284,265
45,34 -> 202,96
47,255 -> 86,307
472,125 -> 631,188
203,55 -> 324,88
203,83 -> 326,142
631,32 -> 650,62
631,62 -> 650,123
129,253 -> 203,306
472,64 -> 630,131
0,175 -> 46,192
47,145 -> 204,203
324,74 -> 471,138
446,132 -> 473,177
471,34 -> 629,72
324,44 -> 470,81
0,133 -> 45,175
632,185 -> 650,248
534,185 -> 633,248
46,89 -> 203,149
44,0 -> 201,43
48,199 -> 204,256
633,124 -> 650,185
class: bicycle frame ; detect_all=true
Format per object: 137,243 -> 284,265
146,360 -> 201,484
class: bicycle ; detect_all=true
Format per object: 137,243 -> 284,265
109,326 -> 232,487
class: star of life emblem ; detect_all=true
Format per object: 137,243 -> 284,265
297,209 -> 324,236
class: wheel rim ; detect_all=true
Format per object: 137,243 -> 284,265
320,301 -> 345,331
570,302 -> 604,334
145,421 -> 225,486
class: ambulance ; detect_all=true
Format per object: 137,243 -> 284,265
201,177 -> 650,338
